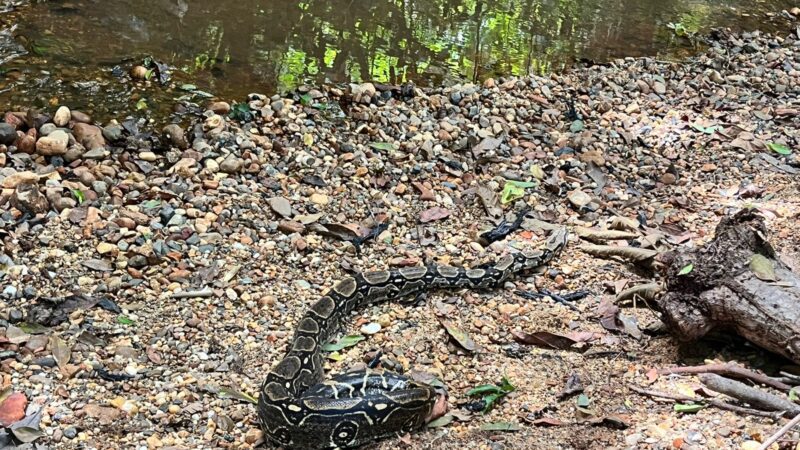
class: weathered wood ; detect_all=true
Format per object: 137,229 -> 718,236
656,210 -> 800,364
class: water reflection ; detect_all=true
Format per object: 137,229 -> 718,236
0,0 -> 794,114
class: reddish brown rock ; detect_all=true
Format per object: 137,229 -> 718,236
73,123 -> 106,150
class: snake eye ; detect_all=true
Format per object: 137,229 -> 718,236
331,420 -> 359,447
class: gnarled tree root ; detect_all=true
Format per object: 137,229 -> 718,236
656,209 -> 800,364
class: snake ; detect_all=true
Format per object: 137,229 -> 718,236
258,227 -> 568,449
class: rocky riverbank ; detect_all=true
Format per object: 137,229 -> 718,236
1,26 -> 799,449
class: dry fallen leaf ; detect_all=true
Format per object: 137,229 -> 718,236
441,320 -> 477,352
512,330 -> 580,350
49,334 -> 72,369
419,207 -> 452,223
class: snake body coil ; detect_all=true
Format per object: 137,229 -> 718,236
258,228 -> 567,449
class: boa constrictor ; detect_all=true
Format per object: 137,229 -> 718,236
258,228 -> 568,449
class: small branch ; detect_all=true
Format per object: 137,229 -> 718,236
700,374 -> 800,417
616,283 -> 662,303
758,414 -> 800,450
659,363 -> 793,392
170,288 -> 214,299
627,384 -> 782,419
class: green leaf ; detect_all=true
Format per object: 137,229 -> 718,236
570,120 -> 584,133
576,394 -> 591,408
326,351 -> 344,361
229,103 -> 252,121
70,188 -> 85,204
678,264 -> 694,275
117,315 -> 136,326
789,387 -> 798,402
691,123 -> 720,134
480,421 -> 521,431
468,377 -> 516,412
426,414 -> 454,428
135,98 -> 148,110
369,142 -> 396,152
498,376 -> 516,393
750,254 -> 777,281
674,403 -> 705,413
218,387 -> 258,404
767,142 -> 792,155
300,94 -> 313,106
467,385 -> 505,396
500,180 -> 537,204
321,334 -> 365,352
530,165 -> 545,180
144,68 -> 154,80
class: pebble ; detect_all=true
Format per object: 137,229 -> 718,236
309,193 -> 329,205
568,189 -> 592,207
268,197 -> 293,218
360,322 -> 382,335
219,154 -> 243,173
53,106 -> 71,127
35,130 -> 69,155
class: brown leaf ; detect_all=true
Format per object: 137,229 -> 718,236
49,334 -> 71,369
596,298 -> 622,332
146,346 -> 162,364
557,373 -> 584,399
81,259 -> 113,272
512,330 -> 579,350
441,320 -> 476,352
0,392 -> 27,427
82,404 -> 123,425
419,207 -> 451,223
576,227 -> 638,243
476,185 -> 502,218
587,415 -> 631,429
472,137 -> 502,156
580,245 -> 658,262
308,223 -> 360,241
618,314 -> 642,339
566,331 -> 601,343
528,417 -> 566,427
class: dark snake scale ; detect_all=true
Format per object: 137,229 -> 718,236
258,228 -> 568,449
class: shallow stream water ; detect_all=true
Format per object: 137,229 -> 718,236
0,0 -> 795,119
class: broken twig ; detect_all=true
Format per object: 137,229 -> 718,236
659,363 -> 793,392
170,288 -> 214,299
616,282 -> 662,303
628,384 -> 782,418
700,374 -> 800,417
757,413 -> 800,450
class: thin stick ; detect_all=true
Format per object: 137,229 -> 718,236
658,363 -> 793,392
170,288 -> 214,299
700,374 -> 800,417
628,384 -> 782,419
758,414 -> 800,450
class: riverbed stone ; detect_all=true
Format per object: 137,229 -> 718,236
0,123 -> 16,145
36,130 -> 69,156
73,123 -> 105,150
53,106 -> 71,127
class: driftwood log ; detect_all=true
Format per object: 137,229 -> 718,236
656,209 -> 800,364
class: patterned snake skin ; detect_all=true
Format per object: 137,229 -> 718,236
258,228 -> 568,449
